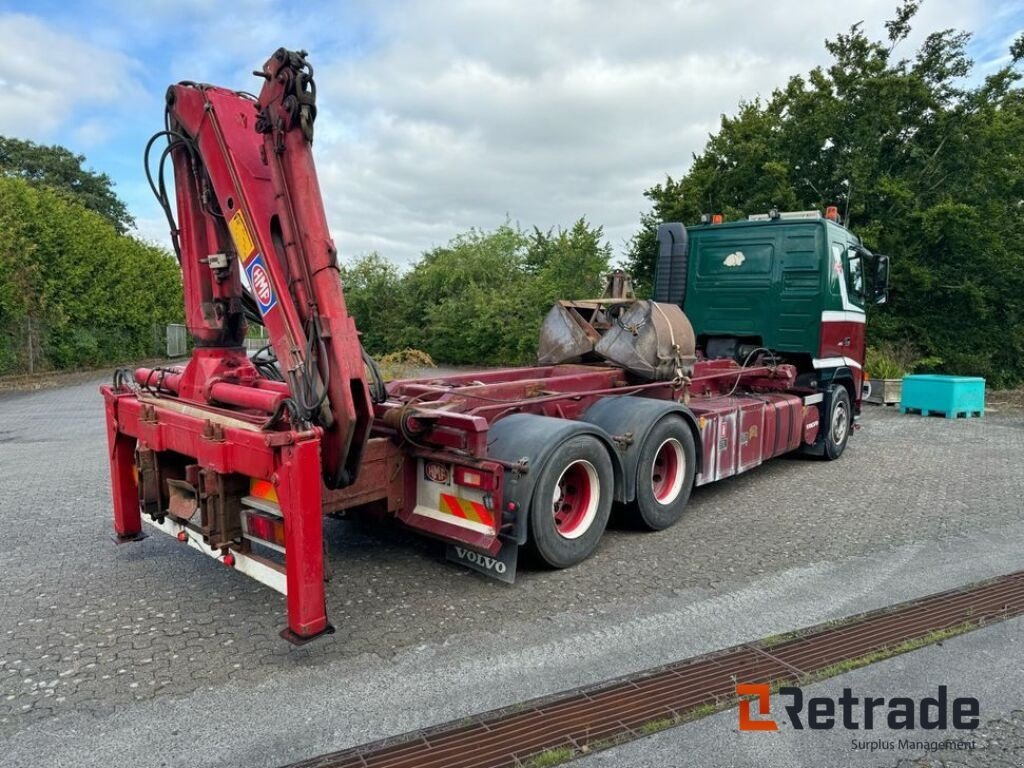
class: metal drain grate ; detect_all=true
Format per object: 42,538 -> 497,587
286,571 -> 1024,768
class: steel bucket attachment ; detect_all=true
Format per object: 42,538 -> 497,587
537,303 -> 602,365
594,301 -> 696,381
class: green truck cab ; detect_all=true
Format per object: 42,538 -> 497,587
655,210 -> 889,415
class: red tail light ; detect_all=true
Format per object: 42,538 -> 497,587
242,509 -> 286,551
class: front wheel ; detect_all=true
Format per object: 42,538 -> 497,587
627,417 -> 697,530
529,435 -> 614,569
823,387 -> 852,460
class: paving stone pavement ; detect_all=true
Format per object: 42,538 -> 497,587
1,376 -> 1021,751
893,710 -> 1024,767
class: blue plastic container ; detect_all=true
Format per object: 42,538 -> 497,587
899,374 -> 985,419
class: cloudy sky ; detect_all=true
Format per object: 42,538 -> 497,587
0,0 -> 1020,266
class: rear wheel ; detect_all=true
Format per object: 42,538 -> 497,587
529,435 -> 613,568
823,387 -> 851,460
628,417 -> 697,530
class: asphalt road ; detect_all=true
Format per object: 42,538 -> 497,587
1,375 -> 1022,767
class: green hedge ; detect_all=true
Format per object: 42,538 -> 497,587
0,177 -> 182,374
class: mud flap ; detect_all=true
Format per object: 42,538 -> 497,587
447,541 -> 518,584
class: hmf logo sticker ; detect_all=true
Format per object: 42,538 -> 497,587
245,254 -> 278,315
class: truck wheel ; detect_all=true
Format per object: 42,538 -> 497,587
628,417 -> 696,530
823,387 -> 851,460
529,435 -> 613,569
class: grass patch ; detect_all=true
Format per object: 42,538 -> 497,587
685,701 -> 721,720
759,629 -> 804,648
799,620 -> 983,685
376,348 -> 435,381
637,717 -> 675,735
522,745 -> 575,768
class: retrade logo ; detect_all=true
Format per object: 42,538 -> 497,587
737,684 -> 979,732
737,684 -> 778,731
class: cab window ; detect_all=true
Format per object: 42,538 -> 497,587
829,242 -> 844,295
846,249 -> 865,304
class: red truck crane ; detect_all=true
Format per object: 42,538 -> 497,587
102,49 -> 889,642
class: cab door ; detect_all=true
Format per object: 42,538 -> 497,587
841,239 -> 867,366
821,239 -> 867,371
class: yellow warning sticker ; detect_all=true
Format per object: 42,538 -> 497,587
228,210 -> 256,262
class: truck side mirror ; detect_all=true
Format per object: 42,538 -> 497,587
872,254 -> 890,305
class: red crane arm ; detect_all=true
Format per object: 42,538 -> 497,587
164,48 -> 372,487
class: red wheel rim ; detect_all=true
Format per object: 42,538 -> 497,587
651,438 -> 685,504
552,460 -> 599,539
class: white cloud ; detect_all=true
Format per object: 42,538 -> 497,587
15,0 -> 990,269
305,0 -> 984,265
0,14 -> 145,140
73,118 -> 111,147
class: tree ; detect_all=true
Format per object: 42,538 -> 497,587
526,218 -> 613,304
0,136 -> 135,233
339,252 -> 409,356
401,225 -> 537,365
625,4 -> 1024,385
343,219 -> 613,367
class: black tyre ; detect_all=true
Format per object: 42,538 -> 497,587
529,435 -> 614,569
627,416 -> 697,530
823,386 -> 852,460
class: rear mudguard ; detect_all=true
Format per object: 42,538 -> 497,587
581,396 -> 701,503
486,414 -> 624,546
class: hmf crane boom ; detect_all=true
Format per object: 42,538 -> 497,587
105,49 -> 376,641
103,49 -> 887,642
166,48 -> 373,487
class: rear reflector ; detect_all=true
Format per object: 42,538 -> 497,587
454,465 -> 495,490
242,509 -> 286,552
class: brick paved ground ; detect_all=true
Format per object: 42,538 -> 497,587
1,376 -> 1021,765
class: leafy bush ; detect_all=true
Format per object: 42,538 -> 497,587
342,219 -> 612,367
0,177 -> 182,374
865,347 -> 905,379
866,341 -> 943,379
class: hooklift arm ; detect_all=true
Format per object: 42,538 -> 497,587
163,48 -> 373,489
